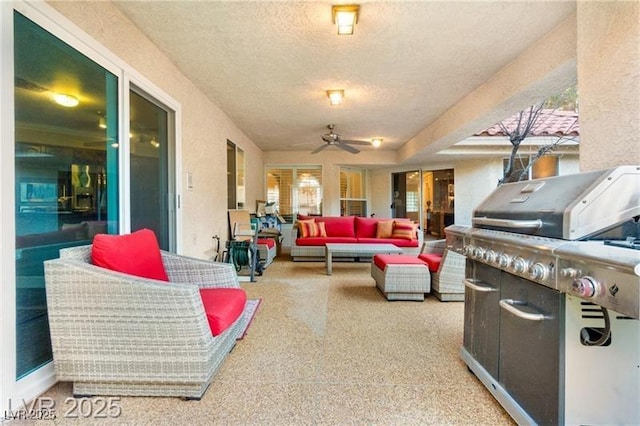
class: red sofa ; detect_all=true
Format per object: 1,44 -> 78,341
290,216 -> 423,261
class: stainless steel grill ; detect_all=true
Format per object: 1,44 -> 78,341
447,165 -> 640,425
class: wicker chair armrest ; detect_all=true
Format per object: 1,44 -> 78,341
161,251 -> 239,289
420,239 -> 446,255
436,249 -> 466,283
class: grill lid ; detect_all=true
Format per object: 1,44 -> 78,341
472,165 -> 640,240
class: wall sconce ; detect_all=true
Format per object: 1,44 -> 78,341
149,138 -> 160,148
51,92 -> 79,107
98,113 -> 107,129
327,89 -> 344,106
371,138 -> 382,148
332,5 -> 359,35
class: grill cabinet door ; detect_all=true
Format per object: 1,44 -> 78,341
463,262 -> 501,378
499,274 -> 564,424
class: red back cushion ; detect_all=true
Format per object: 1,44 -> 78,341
91,228 -> 169,281
354,217 -> 379,238
315,216 -> 356,237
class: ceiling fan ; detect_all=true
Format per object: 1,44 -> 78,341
312,124 -> 371,154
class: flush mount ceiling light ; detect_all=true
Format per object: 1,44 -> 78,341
371,138 -> 383,148
327,90 -> 344,106
332,5 -> 359,35
51,92 -> 79,108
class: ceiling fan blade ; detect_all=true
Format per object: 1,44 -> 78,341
311,144 -> 329,154
337,143 -> 360,154
341,139 -> 372,146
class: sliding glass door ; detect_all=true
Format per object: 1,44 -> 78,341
129,90 -> 175,251
14,12 -> 119,378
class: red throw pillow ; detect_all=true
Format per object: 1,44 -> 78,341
91,228 -> 169,281
199,288 -> 247,336
391,221 -> 418,240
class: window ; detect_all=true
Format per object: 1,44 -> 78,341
340,167 -> 367,216
266,166 -> 322,221
227,141 -> 245,209
502,155 -> 559,181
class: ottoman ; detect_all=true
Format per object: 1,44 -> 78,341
371,254 -> 431,301
256,238 -> 277,268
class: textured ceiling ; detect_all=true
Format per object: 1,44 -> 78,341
114,1 -> 576,156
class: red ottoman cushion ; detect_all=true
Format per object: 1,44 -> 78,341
257,238 -> 276,249
373,254 -> 427,270
418,253 -> 443,273
199,288 -> 247,336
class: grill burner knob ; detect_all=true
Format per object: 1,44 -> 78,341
472,247 -> 485,259
483,250 -> 497,263
572,276 -> 602,298
512,257 -> 529,273
463,245 -> 474,257
530,262 -> 550,281
497,253 -> 511,268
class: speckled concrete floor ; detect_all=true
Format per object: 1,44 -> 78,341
31,257 -> 514,425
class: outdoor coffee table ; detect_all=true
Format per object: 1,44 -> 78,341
325,243 -> 403,275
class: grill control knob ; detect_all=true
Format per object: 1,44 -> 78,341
512,257 -> 529,274
472,247 -> 485,260
497,253 -> 511,268
530,262 -> 550,281
463,245 -> 474,257
483,250 -> 497,264
572,276 -> 602,299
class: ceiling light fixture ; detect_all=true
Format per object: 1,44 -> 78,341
51,93 -> 79,108
332,5 -> 359,35
371,138 -> 382,148
327,89 -> 344,106
149,138 -> 160,148
98,116 -> 107,129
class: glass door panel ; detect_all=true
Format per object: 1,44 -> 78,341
14,12 -> 119,378
129,90 -> 174,251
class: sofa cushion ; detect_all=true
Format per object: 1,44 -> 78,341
376,220 -> 395,238
354,217 -> 379,238
92,228 -> 169,281
315,216 -> 356,238
373,254 -> 427,270
418,253 -> 442,273
391,221 -> 418,240
357,238 -> 420,248
300,221 -> 327,238
295,236 -> 358,246
199,288 -> 247,336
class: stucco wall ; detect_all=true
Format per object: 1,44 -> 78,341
577,2 -> 640,171
48,1 -> 264,259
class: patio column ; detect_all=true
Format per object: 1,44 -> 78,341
577,1 -> 640,171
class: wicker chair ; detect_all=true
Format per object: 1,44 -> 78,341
44,245 -> 248,399
421,239 -> 466,301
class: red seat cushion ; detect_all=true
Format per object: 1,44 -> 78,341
295,237 -> 358,245
373,254 -> 427,270
357,238 -> 419,247
92,228 -> 169,281
199,288 -> 247,336
418,253 -> 442,273
256,238 -> 276,249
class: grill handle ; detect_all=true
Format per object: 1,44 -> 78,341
499,299 -> 545,321
463,278 -> 497,293
472,217 -> 543,230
